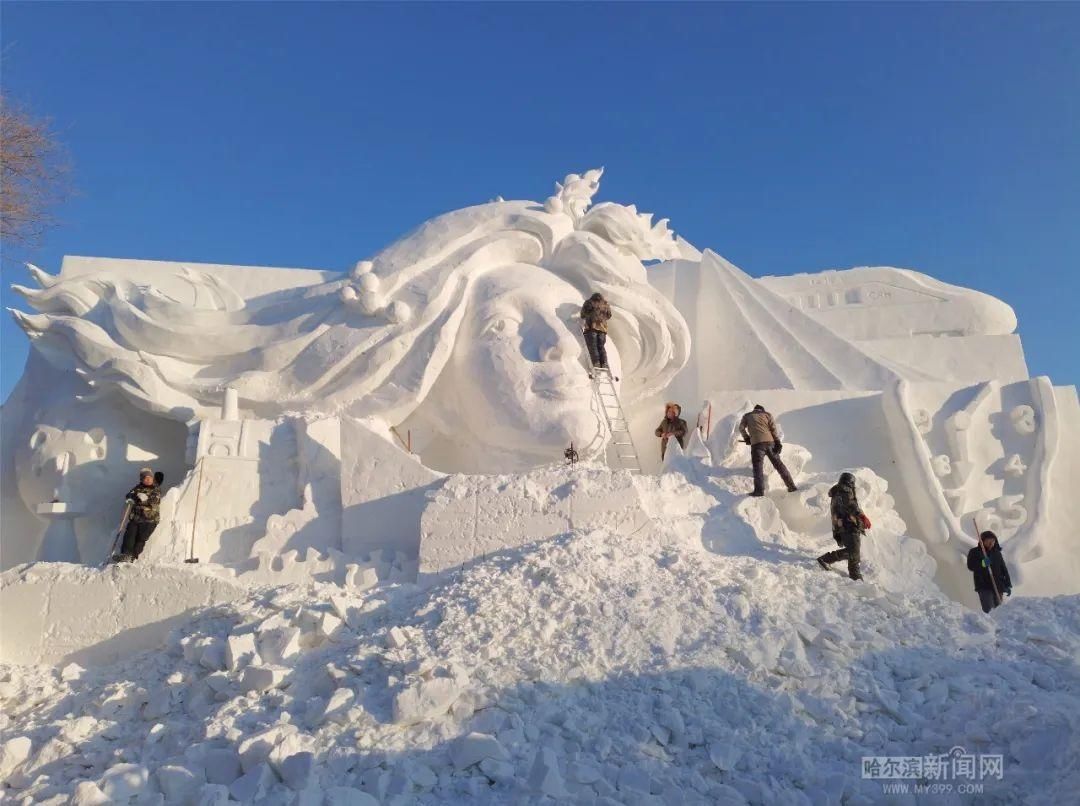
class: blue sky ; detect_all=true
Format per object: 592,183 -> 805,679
2,2 -> 1078,401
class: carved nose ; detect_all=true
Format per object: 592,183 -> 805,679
540,340 -> 564,362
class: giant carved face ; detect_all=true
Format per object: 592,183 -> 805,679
436,263 -> 618,468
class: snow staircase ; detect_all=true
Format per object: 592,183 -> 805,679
591,368 -> 641,473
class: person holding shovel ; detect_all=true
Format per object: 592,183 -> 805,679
655,402 -> 688,461
966,530 -> 1013,613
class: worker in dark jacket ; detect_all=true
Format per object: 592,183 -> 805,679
739,404 -> 798,496
655,402 -> 688,460
118,467 -> 161,562
817,472 -> 868,580
966,531 -> 1013,613
580,292 -> 612,369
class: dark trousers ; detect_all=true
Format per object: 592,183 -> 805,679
584,329 -> 608,368
750,442 -> 797,494
121,520 -> 157,560
977,588 -> 1001,613
820,532 -> 862,580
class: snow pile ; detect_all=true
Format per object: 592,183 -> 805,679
2,465 -> 1078,804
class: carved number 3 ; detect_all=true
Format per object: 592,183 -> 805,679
1010,405 -> 1036,435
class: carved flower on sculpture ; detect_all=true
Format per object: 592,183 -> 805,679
578,202 -> 680,262
544,168 -> 604,222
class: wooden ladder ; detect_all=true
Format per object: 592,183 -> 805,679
591,368 -> 641,473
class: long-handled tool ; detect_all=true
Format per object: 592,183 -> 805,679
185,459 -> 205,563
102,501 -> 133,567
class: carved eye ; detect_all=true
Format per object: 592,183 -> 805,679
484,318 -> 519,337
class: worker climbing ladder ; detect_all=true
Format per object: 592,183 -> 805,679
590,368 -> 641,473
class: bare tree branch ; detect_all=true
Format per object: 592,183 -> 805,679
0,95 -> 71,249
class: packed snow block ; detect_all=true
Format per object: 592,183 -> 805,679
229,763 -> 277,803
339,417 -> 444,559
225,633 -> 259,671
99,763 -> 150,801
196,784 -> 231,805
324,787 -> 379,806
0,563 -> 245,667
203,747 -> 242,785
237,725 -> 297,772
71,781 -> 110,806
449,732 -> 509,770
239,665 -> 288,693
0,736 -> 31,778
313,687 -> 356,726
279,751 -> 316,790
157,765 -> 203,802
528,747 -> 568,798
568,472 -> 650,535
344,565 -> 379,591
392,677 -> 461,725
257,623 -> 302,665
418,466 -> 648,581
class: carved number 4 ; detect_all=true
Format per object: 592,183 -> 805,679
1004,454 -> 1027,477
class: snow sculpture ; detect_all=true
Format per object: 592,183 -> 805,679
2,169 -> 1077,603
651,248 -> 1078,600
3,170 -> 689,565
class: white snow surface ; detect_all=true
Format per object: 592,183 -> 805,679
2,466 -> 1079,804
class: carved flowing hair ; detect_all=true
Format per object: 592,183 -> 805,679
12,200 -> 690,423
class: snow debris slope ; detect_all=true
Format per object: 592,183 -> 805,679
1,471 -> 1079,805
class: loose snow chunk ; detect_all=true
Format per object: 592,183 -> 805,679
142,686 -> 173,719
199,639 -> 227,671
567,761 -> 603,784
392,677 -> 460,724
346,565 -> 379,591
71,781 -> 110,806
316,686 -> 356,726
528,747 -> 567,798
225,633 -> 259,671
404,761 -> 438,790
329,594 -> 362,629
280,751 -> 316,790
324,786 -> 379,806
449,732 -> 509,770
258,625 -> 303,664
317,612 -> 345,641
240,664 -> 289,692
196,784 -> 231,805
238,724 -> 297,771
204,747 -> 242,785
100,762 -> 150,800
157,765 -> 203,802
709,742 -> 740,771
386,626 -> 409,649
0,735 -> 31,777
268,731 -> 317,776
229,763 -> 277,802
60,662 -> 85,682
617,764 -> 652,794
477,759 -> 513,784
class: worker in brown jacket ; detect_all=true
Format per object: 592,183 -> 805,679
655,402 -> 688,460
739,404 -> 798,496
580,292 -> 612,369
